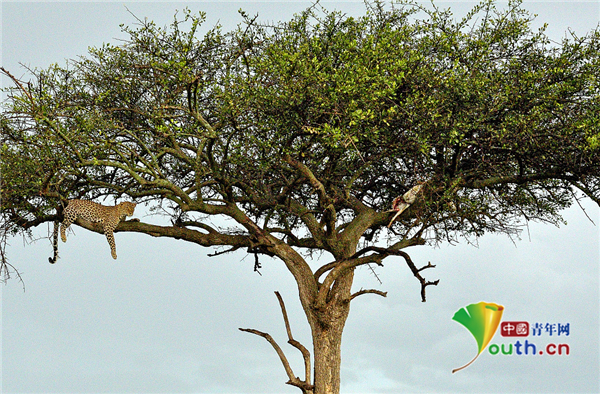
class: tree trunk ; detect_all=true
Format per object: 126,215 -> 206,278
312,322 -> 345,394
253,239 -> 361,394
309,269 -> 354,394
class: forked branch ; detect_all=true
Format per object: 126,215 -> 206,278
316,245 -> 438,306
398,252 -> 439,302
239,292 -> 314,393
350,247 -> 439,302
275,291 -> 312,386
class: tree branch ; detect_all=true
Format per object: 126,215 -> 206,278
316,243 -> 437,307
313,237 -> 425,283
572,181 -> 600,206
396,251 -> 439,302
275,291 -> 312,387
206,245 -> 241,257
466,173 -> 579,189
238,328 -> 304,389
348,289 -> 387,301
286,198 -> 326,249
284,154 -> 329,206
72,217 -> 252,249
0,67 -> 34,103
315,254 -> 385,309
284,154 -> 336,234
238,291 -> 314,393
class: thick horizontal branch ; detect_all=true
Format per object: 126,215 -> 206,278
73,217 -> 252,249
8,212 -> 57,231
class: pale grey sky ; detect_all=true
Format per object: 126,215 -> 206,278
1,1 -> 599,393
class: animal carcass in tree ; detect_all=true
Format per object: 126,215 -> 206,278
387,184 -> 424,228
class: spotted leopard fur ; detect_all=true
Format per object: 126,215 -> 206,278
49,200 -> 136,263
49,220 -> 60,264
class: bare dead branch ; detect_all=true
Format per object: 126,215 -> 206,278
253,252 -> 262,275
569,186 -> 597,225
315,240 -> 427,306
316,245 -> 438,306
315,254 -> 386,309
238,328 -> 313,393
417,261 -> 436,272
396,251 -> 439,302
275,291 -> 312,386
206,245 -> 240,257
366,263 -> 383,284
238,328 -> 294,376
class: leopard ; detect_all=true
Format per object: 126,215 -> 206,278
49,200 -> 137,263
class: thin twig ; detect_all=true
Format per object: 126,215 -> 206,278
366,263 -> 383,284
1,67 -> 34,103
206,245 -> 240,257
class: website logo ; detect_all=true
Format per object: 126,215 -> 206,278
451,301 -> 504,373
452,303 -> 571,373
501,321 -> 529,337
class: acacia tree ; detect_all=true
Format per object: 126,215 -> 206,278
2,1 -> 600,393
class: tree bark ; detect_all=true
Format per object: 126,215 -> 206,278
312,322 -> 346,394
309,269 -> 354,394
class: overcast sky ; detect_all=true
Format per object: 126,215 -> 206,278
1,1 -> 599,393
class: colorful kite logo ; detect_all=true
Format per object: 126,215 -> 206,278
452,302 -> 504,373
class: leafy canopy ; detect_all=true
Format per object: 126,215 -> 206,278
2,0 -> 600,285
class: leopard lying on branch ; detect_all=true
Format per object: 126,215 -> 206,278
49,200 -> 137,263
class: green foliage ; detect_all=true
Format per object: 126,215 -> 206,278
2,0 -> 600,257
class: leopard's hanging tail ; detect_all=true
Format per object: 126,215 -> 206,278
48,199 -> 67,264
48,220 -> 59,264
